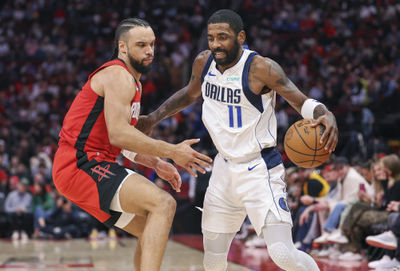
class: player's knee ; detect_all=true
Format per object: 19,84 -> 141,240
203,251 -> 228,271
267,242 -> 301,271
155,192 -> 176,217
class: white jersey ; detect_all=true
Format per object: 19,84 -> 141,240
201,49 -> 277,161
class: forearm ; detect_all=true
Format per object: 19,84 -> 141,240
152,86 -> 195,122
134,153 -> 162,169
110,126 -> 174,159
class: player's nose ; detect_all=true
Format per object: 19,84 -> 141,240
145,45 -> 154,55
209,40 -> 221,50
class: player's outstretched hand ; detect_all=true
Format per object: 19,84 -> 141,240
172,139 -> 213,177
155,159 -> 182,192
311,110 -> 338,153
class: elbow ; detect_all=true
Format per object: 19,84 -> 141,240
108,131 -> 123,148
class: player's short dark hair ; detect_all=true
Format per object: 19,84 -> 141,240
207,9 -> 243,34
111,18 -> 151,59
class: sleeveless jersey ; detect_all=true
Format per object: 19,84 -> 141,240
58,59 -> 141,162
201,49 -> 277,160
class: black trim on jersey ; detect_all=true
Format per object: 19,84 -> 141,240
104,210 -> 122,228
75,96 -> 104,169
242,52 -> 264,113
201,54 -> 214,84
261,147 -> 282,170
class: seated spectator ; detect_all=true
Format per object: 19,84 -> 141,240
37,197 -> 81,239
340,154 -> 400,261
314,160 -> 374,245
298,157 -> 369,258
32,182 -> 55,238
4,177 -> 33,241
294,167 -> 330,251
366,200 -> 400,270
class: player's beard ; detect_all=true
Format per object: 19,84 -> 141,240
127,52 -> 153,74
212,39 -> 240,66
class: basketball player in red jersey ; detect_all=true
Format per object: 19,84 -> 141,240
52,18 -> 212,271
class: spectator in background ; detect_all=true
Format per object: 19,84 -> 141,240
37,197 -> 81,239
366,201 -> 400,270
294,168 -> 330,251
0,139 -> 9,168
340,154 -> 400,261
32,182 -> 54,238
4,177 -> 33,241
300,157 -> 369,258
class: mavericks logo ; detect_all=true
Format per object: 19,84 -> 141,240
278,197 -> 290,212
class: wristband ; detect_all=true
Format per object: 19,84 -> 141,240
301,99 -> 322,119
122,150 -> 137,162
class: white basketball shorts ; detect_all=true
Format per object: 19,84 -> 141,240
202,148 -> 292,236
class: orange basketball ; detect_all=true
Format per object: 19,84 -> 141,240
284,119 -> 330,168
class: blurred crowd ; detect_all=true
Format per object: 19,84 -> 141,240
0,0 -> 400,266
240,153 -> 400,270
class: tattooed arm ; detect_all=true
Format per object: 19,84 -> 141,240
136,51 -> 211,134
250,56 -> 338,152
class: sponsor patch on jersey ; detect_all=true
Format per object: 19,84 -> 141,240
279,197 -> 290,212
227,76 -> 240,82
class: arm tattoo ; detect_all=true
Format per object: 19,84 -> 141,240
272,61 -> 289,86
313,104 -> 326,119
270,60 -> 298,94
154,73 -> 198,121
156,90 -> 192,121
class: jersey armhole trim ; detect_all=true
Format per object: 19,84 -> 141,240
242,52 -> 264,113
201,54 -> 214,84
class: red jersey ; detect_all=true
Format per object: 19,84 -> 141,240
58,59 -> 141,162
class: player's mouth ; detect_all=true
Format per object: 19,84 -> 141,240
213,52 -> 226,58
144,57 -> 153,63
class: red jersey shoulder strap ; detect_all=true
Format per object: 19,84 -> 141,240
88,58 -> 132,79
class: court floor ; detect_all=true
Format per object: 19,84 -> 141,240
0,236 -> 373,270
0,237 -> 248,271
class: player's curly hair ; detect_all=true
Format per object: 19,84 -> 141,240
111,18 -> 150,59
207,9 -> 244,35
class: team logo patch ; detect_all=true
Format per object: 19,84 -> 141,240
227,76 -> 240,81
91,164 -> 115,182
279,197 -> 290,212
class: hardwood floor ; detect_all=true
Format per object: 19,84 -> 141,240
0,236 -> 378,270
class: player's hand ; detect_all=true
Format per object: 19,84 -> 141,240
155,159 -> 182,192
299,207 -> 312,226
136,114 -> 157,135
300,195 -> 314,206
311,110 -> 338,153
171,139 -> 212,177
386,201 -> 400,212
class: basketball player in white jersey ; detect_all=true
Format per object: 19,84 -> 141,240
138,9 -> 338,271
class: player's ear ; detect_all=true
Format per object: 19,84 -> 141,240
237,30 -> 246,45
118,40 -> 127,55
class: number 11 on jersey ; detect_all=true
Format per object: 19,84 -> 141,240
228,105 -> 242,128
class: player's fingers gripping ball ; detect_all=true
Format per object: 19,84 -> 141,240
284,119 -> 331,168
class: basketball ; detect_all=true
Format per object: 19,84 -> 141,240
284,119 -> 331,168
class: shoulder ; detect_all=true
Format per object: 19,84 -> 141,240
95,65 -> 132,83
91,65 -> 134,97
192,50 -> 212,71
249,55 -> 278,76
194,50 -> 212,64
393,181 -> 400,188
